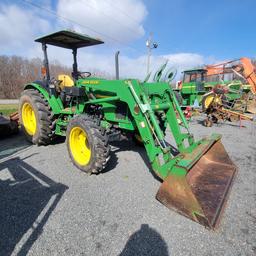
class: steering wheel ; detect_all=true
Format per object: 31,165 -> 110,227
77,71 -> 91,78
50,77 -> 63,86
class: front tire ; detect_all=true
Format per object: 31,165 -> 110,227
66,115 -> 110,174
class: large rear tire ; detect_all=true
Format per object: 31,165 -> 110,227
19,89 -> 55,145
66,115 -> 110,174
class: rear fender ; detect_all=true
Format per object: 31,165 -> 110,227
24,83 -> 63,114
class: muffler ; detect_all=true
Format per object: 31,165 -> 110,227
156,140 -> 237,229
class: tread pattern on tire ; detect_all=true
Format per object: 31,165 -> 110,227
20,89 -> 55,145
67,114 -> 110,174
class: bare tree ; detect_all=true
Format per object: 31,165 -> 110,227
0,56 -> 68,98
0,55 -> 112,99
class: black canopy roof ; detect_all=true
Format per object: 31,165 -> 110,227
35,30 -> 104,49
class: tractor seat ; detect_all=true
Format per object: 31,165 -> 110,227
58,74 -> 74,89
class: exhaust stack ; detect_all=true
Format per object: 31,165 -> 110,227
115,51 -> 120,80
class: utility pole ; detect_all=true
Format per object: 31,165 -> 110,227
146,33 -> 158,75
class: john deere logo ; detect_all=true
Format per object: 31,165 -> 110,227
83,80 -> 100,85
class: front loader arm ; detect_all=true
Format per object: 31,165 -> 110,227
81,79 -> 202,179
24,83 -> 64,114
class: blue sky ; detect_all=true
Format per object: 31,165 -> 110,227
0,0 -> 255,78
142,0 -> 255,59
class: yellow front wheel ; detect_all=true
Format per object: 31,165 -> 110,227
69,127 -> 91,166
67,115 -> 110,174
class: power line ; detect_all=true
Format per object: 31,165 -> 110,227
104,0 -> 143,26
82,0 -> 143,36
20,0 -> 119,43
20,0 -> 127,47
20,0 -> 143,54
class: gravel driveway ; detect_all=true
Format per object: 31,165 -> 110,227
0,116 -> 255,256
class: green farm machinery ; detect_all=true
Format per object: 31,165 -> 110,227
174,63 -> 256,126
201,85 -> 254,127
19,30 -> 237,229
175,69 -> 247,107
175,63 -> 255,112
174,68 -> 210,107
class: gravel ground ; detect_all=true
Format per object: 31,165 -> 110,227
0,116 -> 255,256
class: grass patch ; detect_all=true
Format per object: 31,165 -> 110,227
0,104 -> 18,116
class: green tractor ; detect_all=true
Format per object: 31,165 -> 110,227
174,68 -> 209,107
175,67 -> 253,110
19,30 -> 237,229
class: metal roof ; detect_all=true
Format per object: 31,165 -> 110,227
35,30 -> 104,49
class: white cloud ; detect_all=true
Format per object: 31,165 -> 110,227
63,51 -> 206,80
163,53 -> 204,69
56,0 -> 148,44
30,47 -> 205,81
0,1 -> 211,82
0,4 -> 50,52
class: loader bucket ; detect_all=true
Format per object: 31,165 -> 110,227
156,140 -> 237,229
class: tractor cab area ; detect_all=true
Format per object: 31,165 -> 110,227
183,68 -> 207,83
35,30 -> 104,93
178,68 -> 208,106
182,68 -> 208,93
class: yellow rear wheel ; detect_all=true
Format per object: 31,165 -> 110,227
21,102 -> 37,135
19,89 -> 54,145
